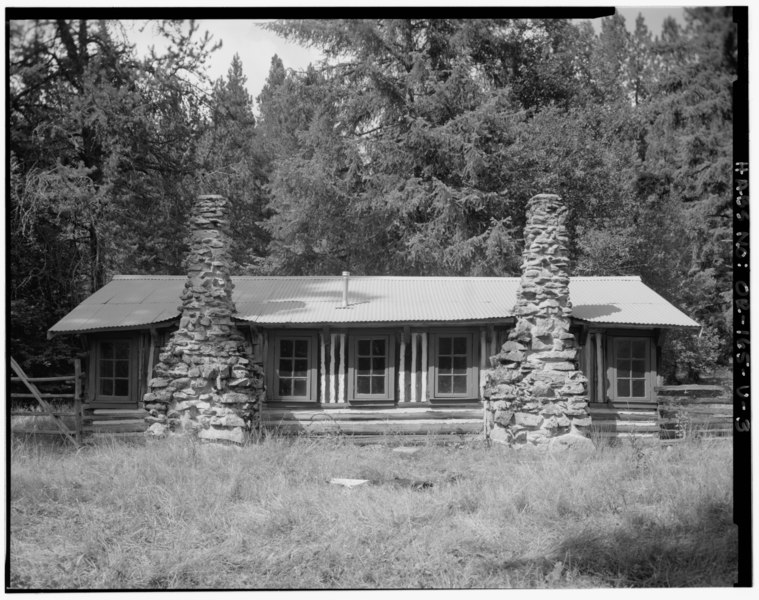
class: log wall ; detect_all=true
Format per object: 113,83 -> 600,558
657,384 -> 731,439
588,403 -> 660,439
262,403 -> 484,439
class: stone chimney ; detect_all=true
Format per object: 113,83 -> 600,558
484,194 -> 593,451
142,195 -> 264,443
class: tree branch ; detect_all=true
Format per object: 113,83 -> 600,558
56,20 -> 81,73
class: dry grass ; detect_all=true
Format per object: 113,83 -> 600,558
8,433 -> 737,589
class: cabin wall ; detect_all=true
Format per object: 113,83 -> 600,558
76,322 -> 667,440
657,384 -> 731,438
82,323 -> 662,412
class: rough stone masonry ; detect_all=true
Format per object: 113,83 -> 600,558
142,195 -> 264,443
484,193 -> 594,451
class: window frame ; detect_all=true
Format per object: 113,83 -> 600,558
93,336 -> 138,403
429,330 -> 479,400
606,334 -> 655,403
348,331 -> 396,402
269,331 -> 319,403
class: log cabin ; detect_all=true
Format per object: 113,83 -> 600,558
47,195 -> 699,443
48,274 -> 699,440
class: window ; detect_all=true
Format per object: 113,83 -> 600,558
96,339 -> 135,402
430,332 -> 477,399
349,334 -> 395,401
610,336 -> 652,401
272,333 -> 317,402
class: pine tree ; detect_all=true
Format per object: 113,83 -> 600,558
642,8 -> 735,356
9,19 -> 218,371
198,54 -> 269,270
258,19 -> 629,277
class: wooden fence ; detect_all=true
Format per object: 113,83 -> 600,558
10,357 -> 83,446
10,357 -> 150,442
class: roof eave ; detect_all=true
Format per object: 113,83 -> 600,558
47,318 -> 179,339
232,317 -> 517,327
573,319 -> 699,330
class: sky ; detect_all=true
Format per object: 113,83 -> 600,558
123,6 -> 689,112
124,20 -> 317,107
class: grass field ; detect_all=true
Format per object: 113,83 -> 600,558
8,433 -> 737,589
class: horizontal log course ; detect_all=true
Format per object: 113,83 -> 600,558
263,419 -> 484,436
590,409 -> 658,421
83,402 -> 140,410
661,432 -> 732,442
590,402 -> 657,410
659,417 -> 732,427
656,385 -> 727,398
659,430 -> 732,439
90,432 -> 147,440
263,408 -> 483,422
87,409 -> 149,418
659,402 -> 732,410
264,401 -> 481,410
591,422 -> 660,434
659,409 -> 732,419
332,433 -> 482,444
84,421 -> 147,433
658,397 -> 731,406
594,431 -> 658,440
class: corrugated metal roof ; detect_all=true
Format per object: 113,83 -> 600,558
567,276 -> 700,327
47,275 -> 699,335
233,276 -> 516,324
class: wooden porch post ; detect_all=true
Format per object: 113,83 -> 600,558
248,325 -> 263,363
584,334 -> 594,403
480,329 -> 487,370
399,332 -> 406,402
421,332 -> 428,402
146,327 -> 158,394
320,330 -> 328,404
263,332 -> 269,403
411,333 -> 418,403
330,333 -> 337,403
594,332 -> 604,403
338,333 -> 346,403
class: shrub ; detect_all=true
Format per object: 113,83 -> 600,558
661,325 -> 721,383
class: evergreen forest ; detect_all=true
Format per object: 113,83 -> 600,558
9,13 -> 736,379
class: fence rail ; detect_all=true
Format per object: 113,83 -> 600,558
10,375 -> 79,384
